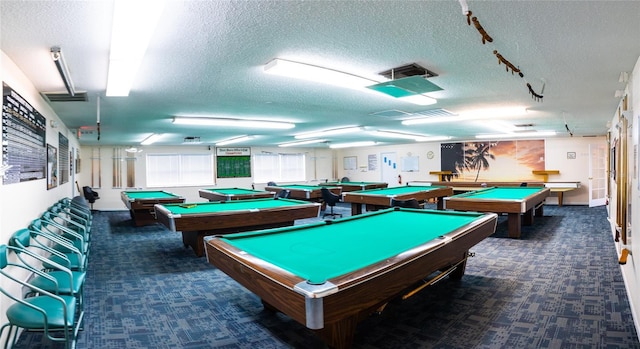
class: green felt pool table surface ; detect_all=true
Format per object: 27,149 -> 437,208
120,190 -> 186,227
122,190 -> 181,199
198,187 -> 275,201
155,198 -> 322,257
449,186 -> 546,200
160,197 -> 314,215
221,208 -> 485,283
205,208 -> 498,349
444,186 -> 550,239
342,185 -> 453,212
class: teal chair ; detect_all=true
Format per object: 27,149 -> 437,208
39,212 -> 89,255
0,244 -> 83,349
47,205 -> 91,238
9,229 -> 86,313
56,199 -> 93,227
29,220 -> 87,272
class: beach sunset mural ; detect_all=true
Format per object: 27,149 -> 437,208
441,140 -> 545,181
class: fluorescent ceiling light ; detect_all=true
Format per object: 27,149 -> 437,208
140,133 -> 163,145
475,131 -> 556,139
50,46 -> 75,96
278,139 -> 327,147
295,126 -> 363,139
106,0 -> 166,96
329,141 -> 376,149
264,58 -> 439,105
372,131 -> 451,142
264,59 -> 376,90
461,106 -> 528,119
396,94 -> 437,106
125,147 -> 143,153
173,117 -> 295,129
215,135 -> 254,146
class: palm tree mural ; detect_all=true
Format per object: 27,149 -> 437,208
464,142 -> 496,181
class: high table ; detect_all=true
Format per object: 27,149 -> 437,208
120,190 -> 185,226
155,198 -> 321,256
205,208 -> 497,349
198,187 -> 275,201
342,185 -> 453,214
444,186 -> 550,238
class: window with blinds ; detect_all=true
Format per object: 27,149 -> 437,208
146,153 -> 214,187
253,153 -> 305,183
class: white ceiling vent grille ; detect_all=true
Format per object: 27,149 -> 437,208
411,108 -> 457,118
42,92 -> 88,102
369,110 -> 411,119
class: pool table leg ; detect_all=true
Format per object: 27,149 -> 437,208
507,213 -> 522,238
350,203 -> 362,215
181,231 -> 205,257
316,317 -> 358,349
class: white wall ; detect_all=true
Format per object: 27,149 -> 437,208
77,145 -> 336,210
609,55 -> 640,336
333,137 -> 603,205
0,51 -> 81,344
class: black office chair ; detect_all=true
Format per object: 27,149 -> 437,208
276,189 -> 290,199
390,198 -> 421,209
82,186 -> 100,209
321,187 -> 342,219
267,181 -> 277,186
340,177 -> 350,182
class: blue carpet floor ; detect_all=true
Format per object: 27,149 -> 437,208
9,204 -> 640,348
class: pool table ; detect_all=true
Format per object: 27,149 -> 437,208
342,185 -> 453,214
444,186 -> 550,238
155,198 -> 321,256
265,184 -> 341,200
198,187 -> 275,201
205,208 -> 498,349
120,190 -> 185,226
319,181 -> 388,192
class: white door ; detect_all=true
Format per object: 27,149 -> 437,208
381,152 -> 399,187
589,142 -> 607,207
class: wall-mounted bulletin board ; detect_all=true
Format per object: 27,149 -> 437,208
344,156 -> 357,170
216,147 -> 251,178
401,155 -> 419,172
2,82 -> 46,184
59,132 -> 69,184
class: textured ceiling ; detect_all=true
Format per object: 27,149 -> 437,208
1,0 -> 639,147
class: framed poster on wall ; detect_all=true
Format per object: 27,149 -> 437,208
47,144 -> 58,190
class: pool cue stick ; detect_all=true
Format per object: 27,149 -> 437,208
402,258 -> 467,300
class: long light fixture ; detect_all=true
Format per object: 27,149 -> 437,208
371,130 -> 450,142
106,0 -> 166,96
402,106 -> 527,125
294,126 -> 363,139
264,58 -> 438,105
396,94 -> 437,106
173,117 -> 295,129
140,133 -> 163,145
215,135 -> 254,146
264,58 -> 376,90
278,139 -> 328,147
475,131 -> 556,139
50,46 -> 75,96
329,141 -> 376,149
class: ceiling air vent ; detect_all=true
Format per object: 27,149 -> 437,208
411,108 -> 456,118
379,63 -> 438,79
183,136 -> 201,144
42,92 -> 88,102
369,110 -> 411,119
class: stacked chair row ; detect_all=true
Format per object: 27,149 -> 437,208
0,195 -> 93,349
